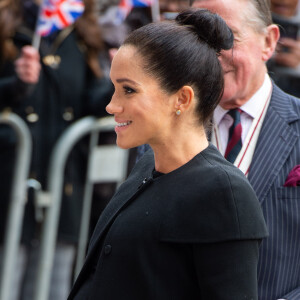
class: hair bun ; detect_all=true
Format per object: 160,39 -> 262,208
175,8 -> 233,54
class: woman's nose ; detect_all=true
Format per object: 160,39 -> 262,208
106,96 -> 123,115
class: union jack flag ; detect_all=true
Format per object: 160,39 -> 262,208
117,0 -> 153,23
36,0 -> 85,37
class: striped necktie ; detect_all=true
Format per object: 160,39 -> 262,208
224,109 -> 242,163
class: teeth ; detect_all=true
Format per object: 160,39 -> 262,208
117,121 -> 132,127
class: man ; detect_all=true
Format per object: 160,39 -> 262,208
191,0 -> 300,299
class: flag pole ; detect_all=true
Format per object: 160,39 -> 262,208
32,0 -> 45,49
32,32 -> 41,50
151,0 -> 160,22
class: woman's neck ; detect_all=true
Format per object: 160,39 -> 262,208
151,128 -> 209,174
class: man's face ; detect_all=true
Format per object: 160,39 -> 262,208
192,0 -> 271,109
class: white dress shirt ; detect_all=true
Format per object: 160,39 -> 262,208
213,74 -> 273,156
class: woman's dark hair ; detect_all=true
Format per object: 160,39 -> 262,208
123,8 -> 233,128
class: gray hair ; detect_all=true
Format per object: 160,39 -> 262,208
190,0 -> 272,33
245,0 -> 272,33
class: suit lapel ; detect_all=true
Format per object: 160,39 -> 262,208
248,84 -> 300,204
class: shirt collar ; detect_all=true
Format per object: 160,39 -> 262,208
214,74 -> 272,125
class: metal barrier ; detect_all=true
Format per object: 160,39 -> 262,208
33,116 -> 129,300
74,126 -> 129,279
0,111 -> 32,300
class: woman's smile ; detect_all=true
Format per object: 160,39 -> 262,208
115,120 -> 133,133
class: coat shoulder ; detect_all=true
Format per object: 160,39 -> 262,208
271,83 -> 300,122
159,145 -> 268,243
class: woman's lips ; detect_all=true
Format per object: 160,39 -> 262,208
116,121 -> 132,127
115,120 -> 132,133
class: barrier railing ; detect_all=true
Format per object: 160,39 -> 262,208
0,111 -> 32,300
74,120 -> 129,279
0,114 -> 127,300
33,116 -> 128,300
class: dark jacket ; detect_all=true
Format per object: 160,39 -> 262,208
248,83 -> 300,300
69,144 -> 268,300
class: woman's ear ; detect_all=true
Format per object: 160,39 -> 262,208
175,85 -> 194,112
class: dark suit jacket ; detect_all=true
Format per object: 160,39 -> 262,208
248,83 -> 300,300
68,144 -> 267,300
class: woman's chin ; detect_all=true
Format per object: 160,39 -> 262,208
116,139 -> 135,150
116,136 -> 147,150
116,143 -> 130,150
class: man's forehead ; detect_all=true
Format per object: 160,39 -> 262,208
192,0 -> 249,38
192,0 -> 244,24
192,0 -> 247,12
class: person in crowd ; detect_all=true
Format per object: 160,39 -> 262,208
68,8 -> 268,300
0,0 -> 40,103
159,0 -> 190,19
190,0 -> 300,299
267,0 -> 300,97
0,0 -> 113,299
0,0 -> 40,236
0,2 -> 41,299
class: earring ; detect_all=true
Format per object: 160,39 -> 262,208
176,109 -> 181,116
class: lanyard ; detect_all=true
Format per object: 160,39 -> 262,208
212,89 -> 272,176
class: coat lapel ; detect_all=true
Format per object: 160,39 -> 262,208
68,150 -> 154,299
87,172 -> 153,253
248,84 -> 300,204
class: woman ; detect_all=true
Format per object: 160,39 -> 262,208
68,8 -> 268,300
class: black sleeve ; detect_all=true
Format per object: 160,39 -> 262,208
193,239 -> 260,300
0,75 -> 34,109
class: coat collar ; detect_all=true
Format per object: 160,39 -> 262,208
68,150 -> 155,299
247,83 -> 300,203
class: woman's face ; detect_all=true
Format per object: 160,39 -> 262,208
106,46 -> 176,149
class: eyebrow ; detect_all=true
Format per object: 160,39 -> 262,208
116,78 -> 139,86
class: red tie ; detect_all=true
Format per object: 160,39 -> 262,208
224,109 -> 242,163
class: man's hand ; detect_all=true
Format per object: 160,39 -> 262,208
15,46 -> 41,84
274,37 -> 300,68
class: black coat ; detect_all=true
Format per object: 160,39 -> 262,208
69,144 -> 268,300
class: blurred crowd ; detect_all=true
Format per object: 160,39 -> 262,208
268,0 -> 300,97
0,0 -> 114,299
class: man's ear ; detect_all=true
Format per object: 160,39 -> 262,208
175,86 -> 194,112
262,24 -> 280,61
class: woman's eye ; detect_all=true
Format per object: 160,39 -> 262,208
124,86 -> 136,94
